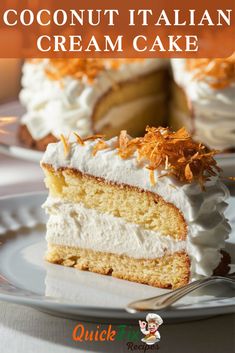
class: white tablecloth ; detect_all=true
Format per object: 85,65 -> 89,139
0,154 -> 234,353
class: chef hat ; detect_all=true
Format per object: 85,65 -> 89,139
146,313 -> 163,325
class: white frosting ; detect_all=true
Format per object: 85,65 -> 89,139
43,197 -> 186,259
171,59 -> 235,150
20,59 -> 166,140
42,137 -> 231,278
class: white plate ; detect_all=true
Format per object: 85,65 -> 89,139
0,192 -> 234,323
0,101 -> 235,174
0,101 -> 43,162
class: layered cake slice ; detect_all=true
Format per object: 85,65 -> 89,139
170,56 -> 235,151
41,126 -> 231,289
19,58 -> 168,150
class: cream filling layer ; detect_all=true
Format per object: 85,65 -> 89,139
94,94 -> 164,131
43,197 -> 186,259
43,196 -> 231,279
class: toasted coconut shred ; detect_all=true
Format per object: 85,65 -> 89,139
65,126 -> 221,189
60,134 -> 70,156
186,54 -> 235,89
92,140 -> 109,156
83,134 -> 106,142
73,132 -> 84,145
115,126 -> 220,189
127,127 -> 220,188
45,59 -> 106,82
148,169 -> 156,186
43,58 -> 143,82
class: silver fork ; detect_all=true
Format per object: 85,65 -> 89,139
126,274 -> 235,313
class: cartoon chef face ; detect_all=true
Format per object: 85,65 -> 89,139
148,321 -> 159,333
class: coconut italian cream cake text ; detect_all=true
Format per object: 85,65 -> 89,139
41,126 -> 231,289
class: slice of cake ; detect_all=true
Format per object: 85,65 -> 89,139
19,58 -> 168,151
41,126 -> 231,289
170,56 -> 235,151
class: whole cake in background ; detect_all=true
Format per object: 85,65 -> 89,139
19,58 -> 168,150
171,56 -> 235,151
41,126 -> 231,289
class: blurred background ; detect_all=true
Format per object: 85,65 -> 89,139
0,59 -> 21,103
0,58 -> 43,196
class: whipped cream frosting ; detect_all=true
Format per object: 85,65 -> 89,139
171,59 -> 235,150
42,137 -> 231,278
20,59 -> 166,140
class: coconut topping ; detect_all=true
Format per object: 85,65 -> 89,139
185,54 -> 235,89
32,58 -> 144,82
60,126 -> 221,188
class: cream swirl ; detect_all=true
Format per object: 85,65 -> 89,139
19,59 -> 167,140
171,59 -> 235,151
42,137 -> 231,279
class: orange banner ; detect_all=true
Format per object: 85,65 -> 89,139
0,0 -> 234,58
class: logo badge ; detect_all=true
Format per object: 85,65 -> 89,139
139,313 -> 163,345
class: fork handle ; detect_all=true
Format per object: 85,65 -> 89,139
127,276 -> 234,312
